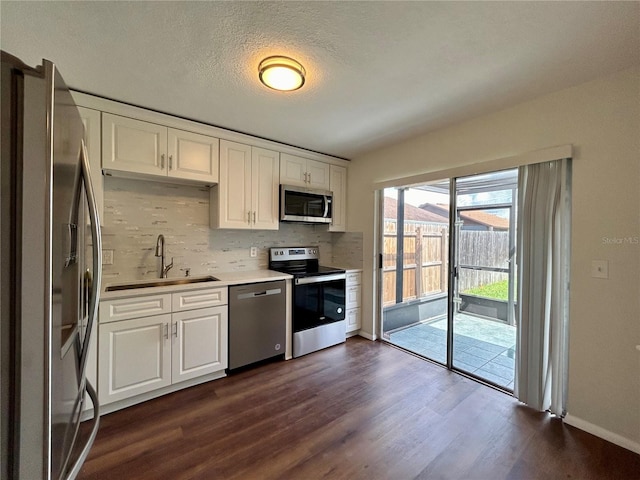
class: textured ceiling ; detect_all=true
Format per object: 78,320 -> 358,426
1,1 -> 639,159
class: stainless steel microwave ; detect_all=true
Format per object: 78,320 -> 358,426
280,185 -> 333,224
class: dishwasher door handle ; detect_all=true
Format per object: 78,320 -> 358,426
237,288 -> 282,300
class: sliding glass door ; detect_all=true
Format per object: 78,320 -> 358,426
381,181 -> 451,364
450,170 -> 518,389
380,169 -> 518,391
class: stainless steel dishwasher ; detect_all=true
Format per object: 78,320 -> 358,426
228,280 -> 286,370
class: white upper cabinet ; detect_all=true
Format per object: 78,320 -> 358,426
102,113 -> 219,185
215,140 -> 252,229
252,147 -> 280,230
329,164 -> 347,232
77,106 -> 104,224
212,140 -> 279,230
167,128 -> 219,183
102,113 -> 167,176
280,153 -> 330,190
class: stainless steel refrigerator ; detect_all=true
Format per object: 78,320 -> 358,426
1,52 -> 102,479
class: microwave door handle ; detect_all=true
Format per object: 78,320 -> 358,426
323,195 -> 329,218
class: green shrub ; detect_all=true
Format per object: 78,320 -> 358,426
464,279 -> 510,300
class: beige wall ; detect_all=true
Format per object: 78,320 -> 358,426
348,67 -> 640,447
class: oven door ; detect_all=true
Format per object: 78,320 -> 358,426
293,274 -> 345,332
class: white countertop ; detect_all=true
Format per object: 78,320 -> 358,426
100,269 -> 293,301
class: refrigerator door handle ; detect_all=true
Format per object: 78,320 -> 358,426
78,140 -> 102,380
64,380 -> 100,480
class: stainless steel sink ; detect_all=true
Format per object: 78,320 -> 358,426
105,276 -> 220,292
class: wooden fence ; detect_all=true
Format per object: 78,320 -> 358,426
383,220 -> 448,306
457,230 -> 510,292
383,221 -> 510,306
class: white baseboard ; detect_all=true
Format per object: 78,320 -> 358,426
564,413 -> 640,455
357,331 -> 377,341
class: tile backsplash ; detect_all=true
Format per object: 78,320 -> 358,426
101,177 -> 362,282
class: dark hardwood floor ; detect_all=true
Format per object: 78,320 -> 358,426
79,337 -> 640,480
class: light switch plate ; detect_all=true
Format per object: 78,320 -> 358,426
591,260 -> 608,279
102,249 -> 114,265
250,247 -> 257,258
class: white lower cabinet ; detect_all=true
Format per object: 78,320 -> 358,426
98,287 -> 228,406
99,314 -> 172,405
172,306 -> 227,383
345,271 -> 362,333
346,308 -> 361,332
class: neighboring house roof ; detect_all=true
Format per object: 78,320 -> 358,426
420,203 -> 509,230
384,197 -> 448,224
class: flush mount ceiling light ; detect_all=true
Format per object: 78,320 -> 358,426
258,56 -> 306,91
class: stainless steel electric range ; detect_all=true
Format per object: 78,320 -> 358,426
269,247 -> 346,357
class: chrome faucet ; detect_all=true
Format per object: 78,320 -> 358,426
155,234 -> 174,278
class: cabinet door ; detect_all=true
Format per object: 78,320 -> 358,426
306,159 -> 331,190
329,164 -> 347,232
172,306 -> 228,383
217,140 -> 252,229
167,128 -> 219,184
98,314 -> 172,405
279,153 -> 307,187
77,107 -> 104,224
102,113 -> 167,176
251,147 -> 280,230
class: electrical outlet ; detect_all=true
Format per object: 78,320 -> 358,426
102,249 -> 114,265
591,260 -> 608,279
250,247 -> 257,258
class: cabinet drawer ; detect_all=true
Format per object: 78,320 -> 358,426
346,308 -> 361,333
172,287 -> 228,312
346,285 -> 361,310
346,272 -> 361,285
101,294 -> 172,323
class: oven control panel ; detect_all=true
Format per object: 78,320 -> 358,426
270,247 -> 319,261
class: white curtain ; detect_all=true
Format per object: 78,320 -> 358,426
515,158 -> 571,416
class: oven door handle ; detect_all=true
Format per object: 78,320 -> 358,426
295,273 -> 346,285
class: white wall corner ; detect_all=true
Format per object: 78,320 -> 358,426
564,413 -> 640,455
357,331 -> 377,341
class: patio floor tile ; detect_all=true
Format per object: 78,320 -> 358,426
463,345 -> 499,362
386,313 -> 516,390
478,360 -> 514,381
492,354 -> 516,368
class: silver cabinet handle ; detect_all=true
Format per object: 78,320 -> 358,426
172,322 -> 178,338
248,211 -> 251,225
307,172 -> 311,184
253,211 -> 256,224
169,154 -> 173,170
161,153 -> 165,169
164,323 -> 169,339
